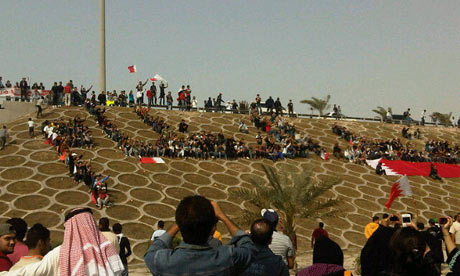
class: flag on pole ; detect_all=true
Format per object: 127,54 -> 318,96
128,65 -> 137,73
384,175 -> 412,209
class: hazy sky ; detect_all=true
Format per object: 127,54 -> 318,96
1,1 -> 459,118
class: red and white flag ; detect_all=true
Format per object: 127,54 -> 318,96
384,175 -> 412,209
140,157 -> 165,164
128,65 -> 137,73
150,74 -> 166,82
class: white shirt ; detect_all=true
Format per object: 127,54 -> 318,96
268,231 -> 295,265
0,246 -> 60,276
27,121 -> 34,128
151,229 -> 166,241
450,221 -> 460,244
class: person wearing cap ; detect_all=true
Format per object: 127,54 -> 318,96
1,208 -> 123,276
0,224 -> 15,271
261,209 -> 295,269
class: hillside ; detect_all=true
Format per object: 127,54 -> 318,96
1,105 -> 460,263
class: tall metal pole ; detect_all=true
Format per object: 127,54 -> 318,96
99,0 -> 106,93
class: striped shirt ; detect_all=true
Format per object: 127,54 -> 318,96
268,231 -> 295,265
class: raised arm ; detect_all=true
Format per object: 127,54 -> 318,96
443,217 -> 456,254
211,201 -> 239,236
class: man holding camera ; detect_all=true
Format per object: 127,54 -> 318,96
144,195 -> 256,275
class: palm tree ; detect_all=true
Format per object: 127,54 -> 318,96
231,164 -> 341,242
300,95 -> 331,116
430,112 -> 452,126
372,106 -> 389,122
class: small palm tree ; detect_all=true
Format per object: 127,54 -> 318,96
231,164 -> 341,241
430,112 -> 452,126
300,95 -> 331,117
372,106 -> 388,122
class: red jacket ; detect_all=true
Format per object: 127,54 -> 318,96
146,90 -> 153,98
178,91 -> 185,100
64,85 -> 72,94
0,252 -> 12,272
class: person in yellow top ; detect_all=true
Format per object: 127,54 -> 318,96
10,224 -> 51,271
364,216 -> 380,239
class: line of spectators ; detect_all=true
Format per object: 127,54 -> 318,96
0,212 -> 131,275
332,124 -> 460,164
40,117 -> 113,209
4,197 -> 460,275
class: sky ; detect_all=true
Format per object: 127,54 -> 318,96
1,0 -> 459,118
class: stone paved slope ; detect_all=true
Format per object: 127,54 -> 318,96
1,106 -> 459,265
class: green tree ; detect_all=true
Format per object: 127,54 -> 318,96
300,95 -> 331,116
372,106 -> 390,122
430,112 -> 453,126
230,164 -> 341,241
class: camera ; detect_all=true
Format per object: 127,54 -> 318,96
402,214 -> 412,227
390,215 -> 399,222
439,217 -> 448,225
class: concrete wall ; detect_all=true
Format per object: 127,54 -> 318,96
0,101 -> 37,124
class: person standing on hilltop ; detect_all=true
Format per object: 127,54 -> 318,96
149,81 -> 157,106
136,79 -> 149,105
159,82 -> 167,105
287,100 -> 294,117
19,78 -> 28,102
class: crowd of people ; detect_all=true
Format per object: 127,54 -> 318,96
361,212 -> 460,276
1,77 -> 299,118
40,116 -> 113,209
331,124 -> 460,164
0,213 -> 131,275
83,99 -> 313,161
2,196 -> 460,276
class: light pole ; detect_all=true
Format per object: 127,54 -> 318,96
99,0 -> 106,93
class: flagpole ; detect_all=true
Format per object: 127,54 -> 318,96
99,0 -> 106,93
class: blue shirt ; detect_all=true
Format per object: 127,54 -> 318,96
144,230 -> 256,276
240,244 -> 289,276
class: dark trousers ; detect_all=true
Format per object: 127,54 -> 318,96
21,89 -> 28,101
36,105 -> 42,118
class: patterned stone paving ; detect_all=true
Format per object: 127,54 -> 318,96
1,106 -> 460,264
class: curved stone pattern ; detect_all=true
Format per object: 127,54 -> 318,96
0,156 -> 26,167
1,105 -> 459,263
1,167 -> 34,180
